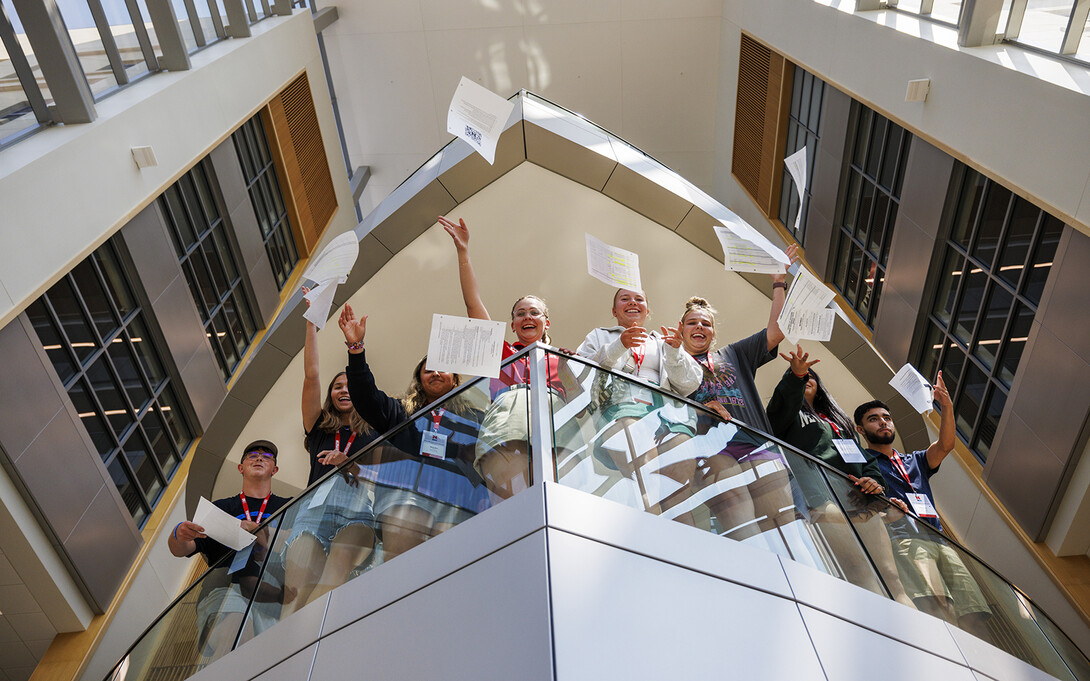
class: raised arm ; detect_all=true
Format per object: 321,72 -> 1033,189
302,312 -> 323,432
766,243 -> 799,351
765,345 -> 817,437
925,371 -> 956,469
339,305 -> 406,432
439,216 -> 490,321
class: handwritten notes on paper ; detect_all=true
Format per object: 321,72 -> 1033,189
585,233 -> 642,292
446,77 -> 515,165
777,265 -> 836,344
193,497 -> 257,551
784,147 -> 807,234
302,232 -> 359,330
426,314 -> 506,379
890,364 -> 935,414
713,215 -> 791,274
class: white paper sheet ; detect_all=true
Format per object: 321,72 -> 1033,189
777,265 -> 837,344
585,233 -> 642,292
446,77 -> 515,165
193,497 -> 257,552
301,232 -> 359,329
713,216 -> 790,274
890,363 -> 935,414
425,314 -> 506,379
784,147 -> 807,234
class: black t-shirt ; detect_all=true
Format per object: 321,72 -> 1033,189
191,493 -> 291,570
305,425 -> 378,486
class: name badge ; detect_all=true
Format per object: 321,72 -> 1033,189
631,386 -> 654,406
420,431 -> 448,459
832,439 -> 867,464
907,492 -> 938,518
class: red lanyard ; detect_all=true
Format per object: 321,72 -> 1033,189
631,344 -> 647,375
431,408 -> 445,431
696,353 -> 715,375
890,451 -> 914,488
239,493 -> 270,522
818,413 -> 842,437
334,429 -> 357,454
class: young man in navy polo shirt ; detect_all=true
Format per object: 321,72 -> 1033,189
854,373 -> 991,642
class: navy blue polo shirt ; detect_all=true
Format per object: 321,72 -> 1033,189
869,448 -> 943,539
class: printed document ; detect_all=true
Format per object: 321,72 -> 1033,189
713,215 -> 790,274
302,231 -> 359,329
890,363 -> 935,414
447,77 -> 515,165
586,233 -> 642,292
194,497 -> 257,551
784,147 -> 807,234
777,265 -> 836,344
426,314 -> 506,378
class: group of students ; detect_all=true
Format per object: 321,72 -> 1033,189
171,215 -> 991,659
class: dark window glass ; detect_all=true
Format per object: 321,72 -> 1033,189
161,161 -> 258,380
27,241 -> 193,526
232,114 -> 300,289
833,102 -> 910,327
917,166 -> 1066,461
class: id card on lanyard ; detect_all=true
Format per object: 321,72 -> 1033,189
891,452 -> 938,518
630,345 -> 654,406
420,409 -> 448,459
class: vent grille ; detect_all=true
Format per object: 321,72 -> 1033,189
266,73 -> 337,255
732,34 -> 789,216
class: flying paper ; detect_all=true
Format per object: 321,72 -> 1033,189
447,77 -> 515,165
890,364 -> 935,414
784,147 -> 807,234
586,233 -> 642,292
426,314 -> 506,379
301,232 -> 359,329
713,215 -> 790,274
777,265 -> 836,344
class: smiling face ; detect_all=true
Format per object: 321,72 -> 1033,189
680,309 -> 716,355
328,373 -> 353,414
419,366 -> 455,402
612,289 -> 649,328
511,296 -> 550,345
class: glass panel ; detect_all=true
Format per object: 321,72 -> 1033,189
865,116 -> 886,179
955,363 -> 987,438
842,171 -> 862,235
869,193 -> 889,257
550,355 -> 887,595
941,343 -> 966,401
47,277 -> 99,365
189,255 -> 220,312
1021,595 -> 1090,681
953,265 -> 987,345
845,244 -> 865,305
108,333 -> 152,411
128,315 -> 166,389
930,0 -> 964,24
808,75 -> 823,129
201,238 -> 230,296
71,259 -> 118,339
975,387 -> 1006,458
858,259 -> 879,322
26,299 -> 77,384
53,0 -> 120,95
999,302 -> 1034,386
834,234 -> 851,291
951,170 -> 986,250
170,0 -> 199,52
194,163 -> 220,224
95,246 -> 137,321
798,72 -> 813,124
143,409 -> 178,474
100,0 -> 152,78
108,456 -> 146,525
125,434 -> 163,502
0,0 -> 44,142
1025,215 -> 1063,304
879,124 -> 902,190
70,378 -> 114,457
87,355 -> 135,438
157,385 -> 191,451
972,284 -> 1013,370
1014,0 -> 1072,54
164,187 -> 197,255
1076,11 -> 1090,62
852,108 -> 871,168
932,248 -> 963,325
973,182 -> 1011,269
211,311 -> 239,376
212,225 -> 239,282
919,325 -> 945,384
996,197 -> 1040,290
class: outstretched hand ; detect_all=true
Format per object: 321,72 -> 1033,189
438,216 -> 470,252
660,325 -> 683,349
932,370 -> 951,409
780,343 -> 820,377
773,243 -> 800,284
338,304 -> 367,346
620,325 -> 649,349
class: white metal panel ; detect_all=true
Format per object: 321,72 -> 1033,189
947,622 -> 1072,681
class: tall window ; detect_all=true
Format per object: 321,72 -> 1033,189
232,114 -> 299,289
832,105 -> 912,327
25,242 -> 193,527
161,161 -> 258,381
917,167 -> 1064,461
777,66 -> 825,245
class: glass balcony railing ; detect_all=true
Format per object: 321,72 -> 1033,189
106,345 -> 1090,681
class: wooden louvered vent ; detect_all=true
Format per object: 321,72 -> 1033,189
264,72 -> 337,257
732,34 -> 791,217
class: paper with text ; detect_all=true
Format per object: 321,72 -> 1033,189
446,77 -> 515,165
194,497 -> 257,552
785,147 -> 807,234
890,363 -> 935,414
302,232 -> 359,329
426,314 -> 506,378
777,265 -> 836,344
585,233 -> 642,292
713,216 -> 790,274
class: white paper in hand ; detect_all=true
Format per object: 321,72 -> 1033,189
777,266 -> 836,343
426,314 -> 506,379
784,147 -> 807,233
447,77 -> 515,165
713,214 -> 790,274
301,232 -> 359,329
890,364 -> 935,414
585,233 -> 642,292
193,497 -> 257,551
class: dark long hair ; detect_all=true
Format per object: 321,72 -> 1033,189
401,356 -> 470,416
796,368 -> 855,437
